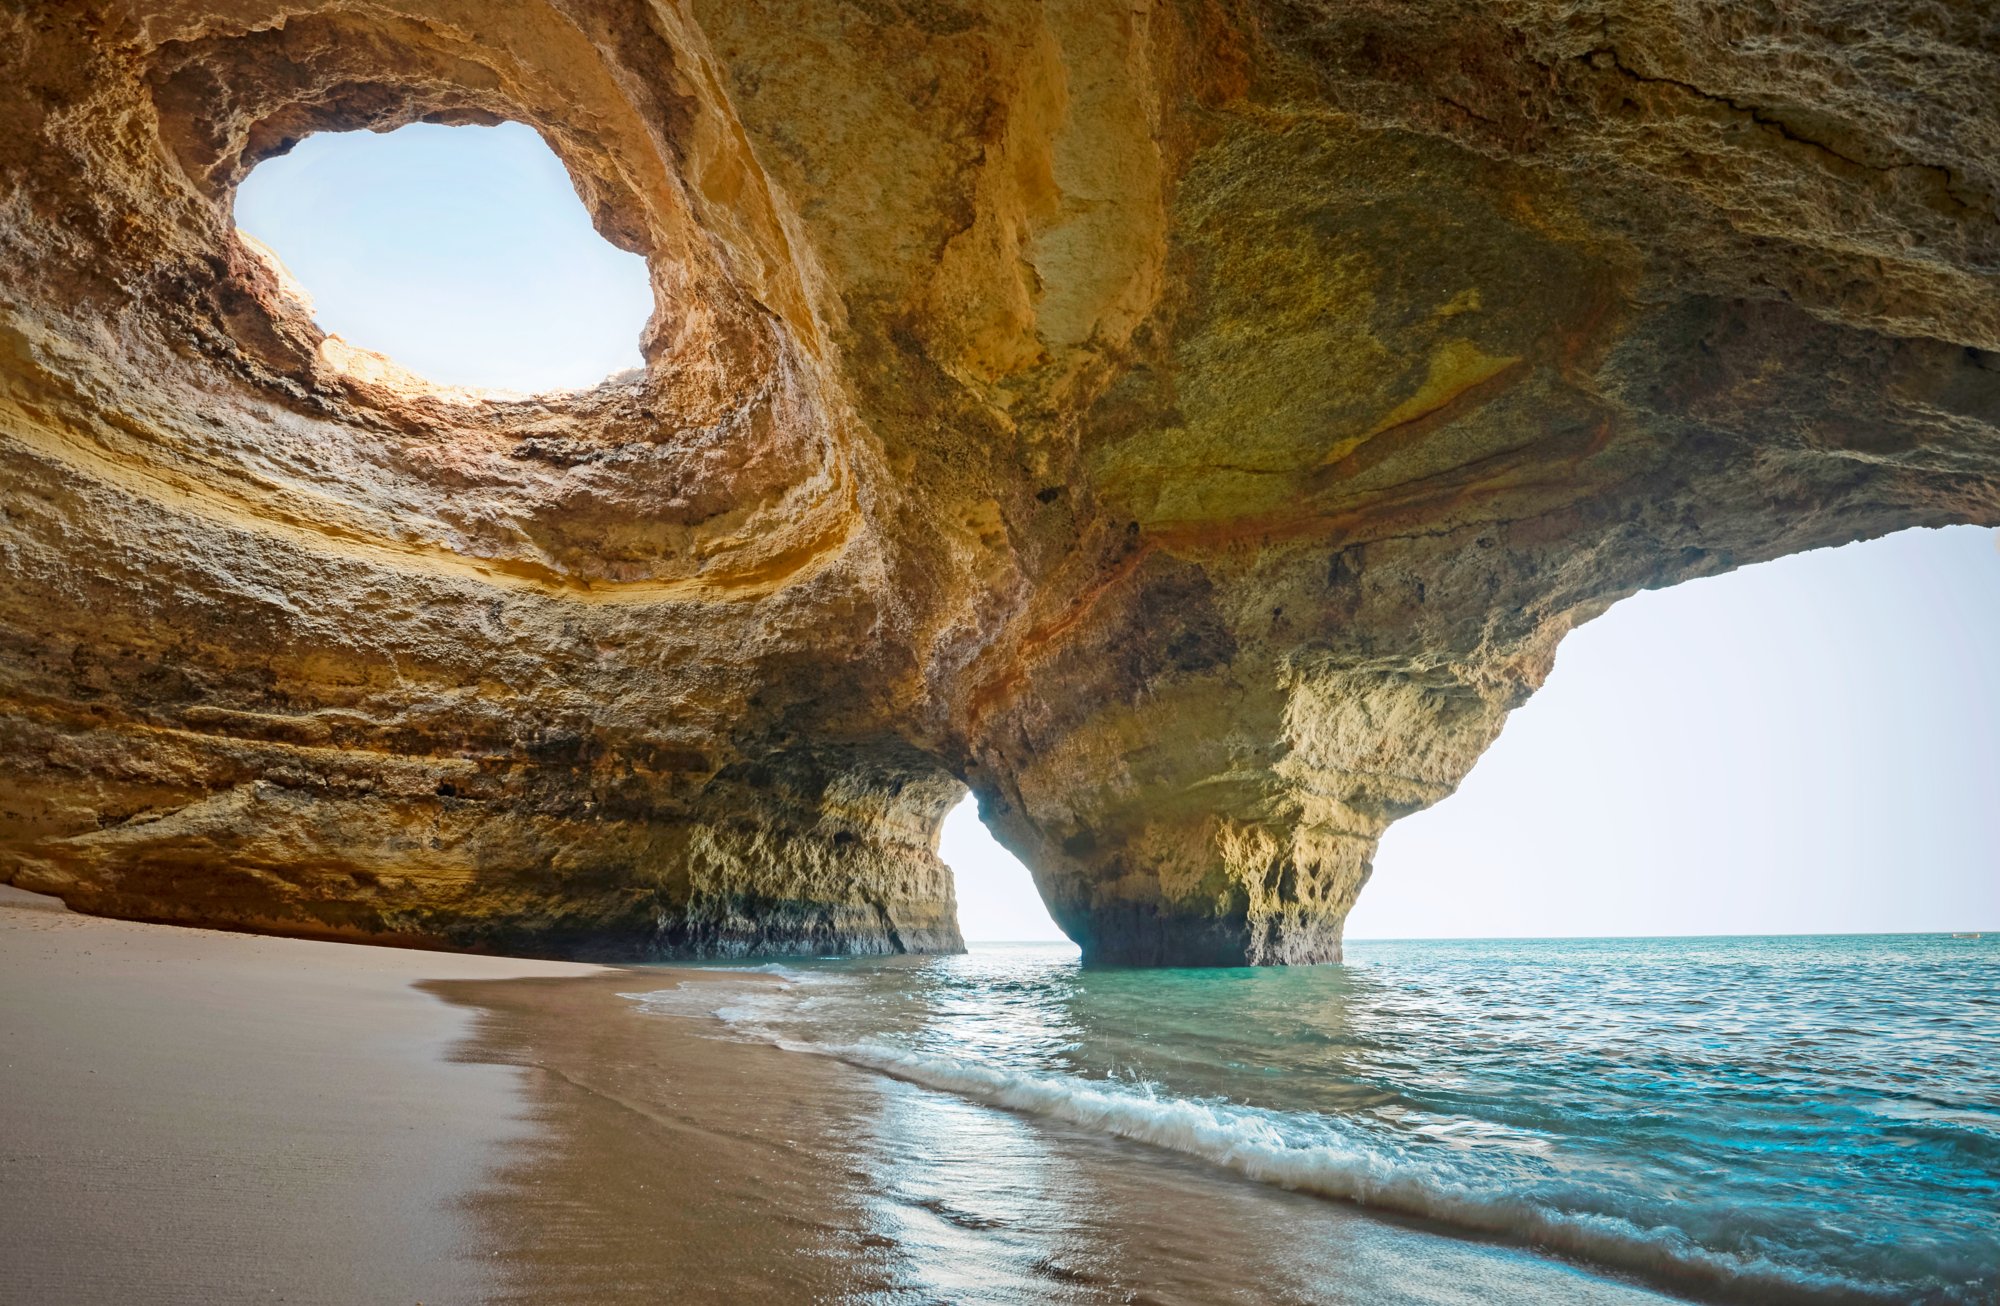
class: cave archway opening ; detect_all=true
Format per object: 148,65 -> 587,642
940,796 -> 1072,948
1346,525 -> 2000,941
233,120 -> 654,395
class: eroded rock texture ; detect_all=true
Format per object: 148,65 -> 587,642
1,0 -> 1995,962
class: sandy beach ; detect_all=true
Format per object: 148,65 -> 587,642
2,882 -> 1691,1305
0,885 -> 600,1305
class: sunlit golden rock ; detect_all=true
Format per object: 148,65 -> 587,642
1,0 -> 1995,962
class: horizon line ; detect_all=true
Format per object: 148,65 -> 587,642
961,928 -> 1993,946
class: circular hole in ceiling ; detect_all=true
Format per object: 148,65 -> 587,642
233,120 -> 653,396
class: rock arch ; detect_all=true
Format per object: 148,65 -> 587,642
1,0 -> 1995,963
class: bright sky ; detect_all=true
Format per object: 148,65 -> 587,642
949,526 -> 2000,942
941,798 -> 1069,943
238,124 -> 1999,943
1346,525 -> 2000,939
234,122 -> 651,392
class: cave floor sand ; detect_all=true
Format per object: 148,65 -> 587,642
2,887 -> 1683,1304
0,884 -> 596,1305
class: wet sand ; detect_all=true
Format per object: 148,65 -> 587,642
3,886 -> 1682,1305
441,971 -> 1687,1305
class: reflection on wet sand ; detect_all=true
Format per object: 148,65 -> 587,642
440,969 -> 1677,1305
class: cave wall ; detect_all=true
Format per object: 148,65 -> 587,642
1,0 -> 1995,962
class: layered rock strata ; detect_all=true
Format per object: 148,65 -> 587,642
1,0 -> 1995,962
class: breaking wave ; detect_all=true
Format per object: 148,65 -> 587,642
796,1038 -> 1910,1306
624,934 -> 2000,1306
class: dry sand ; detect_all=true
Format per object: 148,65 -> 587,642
0,885 -> 595,1305
0,885 -> 897,1305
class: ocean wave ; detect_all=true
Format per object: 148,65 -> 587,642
618,971 -> 830,1032
687,962 -> 820,980
622,968 -> 1987,1306
779,1037 -> 1949,1306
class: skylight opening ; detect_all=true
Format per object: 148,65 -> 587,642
233,121 -> 652,396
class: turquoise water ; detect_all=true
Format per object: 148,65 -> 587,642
633,935 -> 1999,1304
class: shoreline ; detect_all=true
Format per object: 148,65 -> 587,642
428,969 -> 908,1302
4,887 -> 1684,1305
437,964 -> 1688,1305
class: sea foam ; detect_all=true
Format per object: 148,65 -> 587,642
789,1037 -> 1910,1306
623,935 -> 1999,1306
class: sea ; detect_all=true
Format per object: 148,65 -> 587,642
626,934 -> 1999,1305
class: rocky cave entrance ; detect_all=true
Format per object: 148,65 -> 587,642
939,797 -> 1070,947
1346,526 -> 2000,941
232,121 -> 654,395
5,3 -> 1995,968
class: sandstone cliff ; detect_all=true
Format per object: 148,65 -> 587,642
1,0 -> 1995,963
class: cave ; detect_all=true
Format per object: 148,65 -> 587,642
2,2 -> 1995,966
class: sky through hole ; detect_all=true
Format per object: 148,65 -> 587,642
234,121 -> 652,393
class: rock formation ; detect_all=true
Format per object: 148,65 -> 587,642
1,0 -> 1995,963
